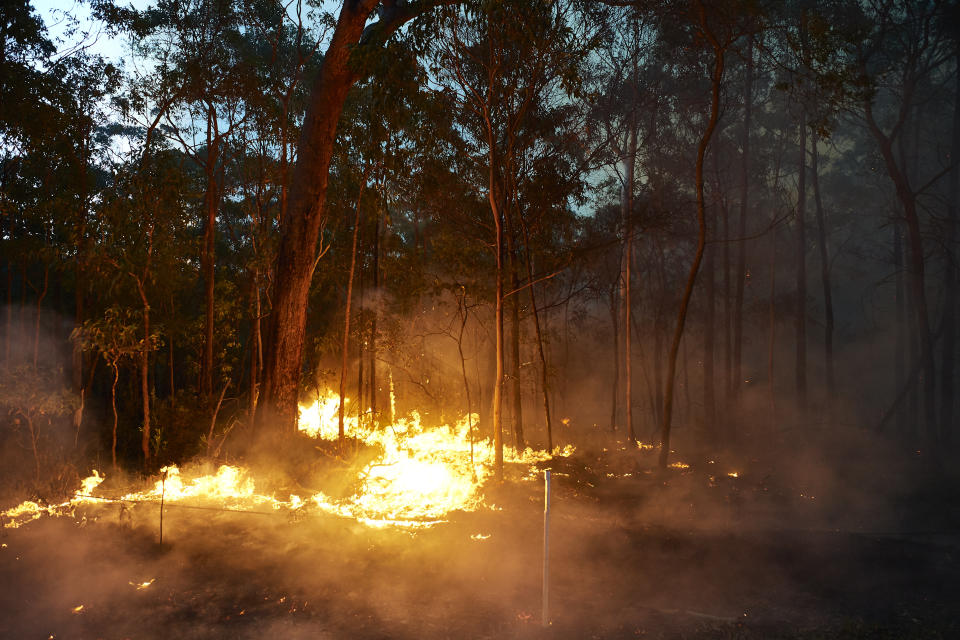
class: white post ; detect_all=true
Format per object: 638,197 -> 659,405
542,469 -> 551,627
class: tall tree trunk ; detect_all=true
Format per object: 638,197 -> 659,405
609,288 -> 620,432
519,211 -> 553,451
338,178 -> 366,442
864,104 -> 936,440
732,37 -> 753,422
200,108 -> 219,399
259,4 -> 377,434
369,210 -> 381,424
894,223 -> 906,434
796,113 -> 808,416
623,127 -> 637,443
704,244 -> 716,440
110,361 -> 119,469
491,175 -> 505,481
660,10 -> 724,468
140,294 -> 151,465
768,227 -> 777,425
810,131 -> 835,413
250,271 -> 261,422
32,264 -> 49,368
506,212 -> 524,450
940,47 -> 960,445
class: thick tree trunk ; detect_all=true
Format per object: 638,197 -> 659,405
660,14 -> 724,468
259,4 -> 374,434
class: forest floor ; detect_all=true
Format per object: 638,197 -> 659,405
2,427 -> 959,639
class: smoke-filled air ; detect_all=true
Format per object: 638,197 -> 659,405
2,0 -> 959,638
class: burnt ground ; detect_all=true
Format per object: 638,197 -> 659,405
1,431 -> 959,639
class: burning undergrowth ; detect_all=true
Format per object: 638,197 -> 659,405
3,389 -> 572,532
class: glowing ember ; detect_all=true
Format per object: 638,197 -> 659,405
668,461 -> 690,470
636,441 -> 655,451
130,579 -> 155,590
471,533 -> 491,540
72,605 -> 84,614
727,471 -> 740,478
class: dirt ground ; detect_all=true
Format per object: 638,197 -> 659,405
2,432 -> 959,639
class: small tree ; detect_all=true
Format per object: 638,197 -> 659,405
73,307 -> 157,469
0,366 -> 78,482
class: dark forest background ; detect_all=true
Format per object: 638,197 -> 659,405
2,0 -> 958,492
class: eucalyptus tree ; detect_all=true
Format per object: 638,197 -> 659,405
133,0 -> 259,399
848,0 -> 955,440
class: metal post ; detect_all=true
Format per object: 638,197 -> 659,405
542,469 -> 551,626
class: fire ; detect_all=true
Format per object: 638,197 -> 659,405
299,390 -> 570,527
2,389 -> 571,531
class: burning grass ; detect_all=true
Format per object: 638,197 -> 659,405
3,390 -> 573,531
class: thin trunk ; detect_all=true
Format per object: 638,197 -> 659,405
704,244 -> 716,440
732,37 -> 753,417
506,213 -> 524,450
519,212 -> 553,451
369,211 -> 381,424
339,178 -> 367,442
864,103 -> 936,440
768,227 -> 777,425
250,272 -> 261,422
200,108 -> 219,399
796,113 -> 808,416
895,223 -> 906,434
33,264 -> 49,368
940,47 -> 960,444
491,174 -> 505,481
137,280 -> 151,466
810,131 -> 835,412
623,127 -> 637,443
111,361 -> 119,469
660,12 -> 724,468
609,289 -> 620,432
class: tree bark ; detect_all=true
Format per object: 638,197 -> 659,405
259,2 -> 379,434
